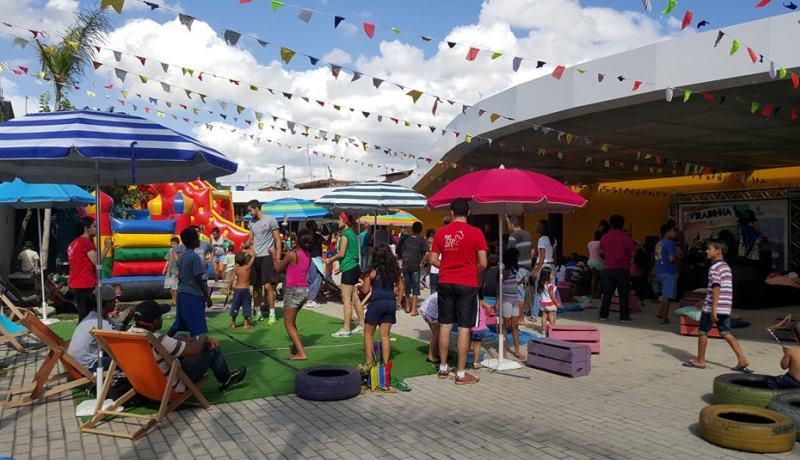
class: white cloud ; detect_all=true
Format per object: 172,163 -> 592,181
0,0 -> 79,33
322,48 -> 352,65
88,0 -> 670,188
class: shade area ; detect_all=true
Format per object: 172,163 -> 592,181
51,309 -> 434,404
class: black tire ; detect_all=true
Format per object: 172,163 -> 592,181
768,392 -> 800,441
713,373 -> 798,407
699,404 -> 795,453
295,365 -> 362,401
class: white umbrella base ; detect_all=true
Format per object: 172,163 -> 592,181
75,399 -> 122,418
480,358 -> 522,371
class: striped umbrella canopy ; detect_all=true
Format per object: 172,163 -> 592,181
314,181 -> 428,210
261,198 -> 330,221
0,110 -> 237,185
357,210 -> 418,227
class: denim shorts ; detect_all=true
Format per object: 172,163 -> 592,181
654,273 -> 678,300
699,311 -> 732,336
404,270 -> 421,296
284,287 -> 309,309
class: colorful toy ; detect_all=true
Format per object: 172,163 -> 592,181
527,337 -> 591,378
546,324 -> 600,354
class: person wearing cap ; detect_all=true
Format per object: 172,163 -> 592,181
130,300 -> 246,393
67,285 -> 117,372
323,212 -> 365,338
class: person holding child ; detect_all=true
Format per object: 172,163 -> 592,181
228,245 -> 256,330
537,266 -> 561,332
684,239 -> 751,373
273,234 -> 313,360
359,246 -> 401,368
169,227 -> 213,337
499,247 -> 524,359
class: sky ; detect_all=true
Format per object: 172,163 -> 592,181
0,0 -> 793,189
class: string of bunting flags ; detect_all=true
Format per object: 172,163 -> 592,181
0,22 -> 717,178
92,0 -> 720,113
81,63 -> 684,178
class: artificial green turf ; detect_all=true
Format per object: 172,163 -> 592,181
51,308 -> 434,404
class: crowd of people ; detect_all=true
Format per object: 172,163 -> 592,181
56,196 -> 800,397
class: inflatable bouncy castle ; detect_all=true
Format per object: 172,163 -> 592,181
93,180 -> 249,301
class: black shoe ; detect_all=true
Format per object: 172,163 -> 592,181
219,367 -> 247,392
619,317 -> 635,323
599,316 -> 609,321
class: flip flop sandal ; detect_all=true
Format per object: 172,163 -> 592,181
391,378 -> 411,392
426,358 -> 440,364
682,361 -> 706,369
731,365 -> 754,374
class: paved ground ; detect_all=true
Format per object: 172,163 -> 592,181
1,294 -> 799,459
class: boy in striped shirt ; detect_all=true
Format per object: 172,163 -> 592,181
684,240 -> 751,373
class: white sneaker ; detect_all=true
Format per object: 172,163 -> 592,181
306,300 -> 321,308
331,328 -> 351,338
351,325 -> 364,334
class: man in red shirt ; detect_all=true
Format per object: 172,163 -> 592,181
430,198 -> 488,385
68,216 -> 112,322
599,214 -> 637,322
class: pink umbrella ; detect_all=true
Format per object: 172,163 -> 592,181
428,167 -> 587,371
427,168 -> 587,214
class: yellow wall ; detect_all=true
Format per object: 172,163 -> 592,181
410,166 -> 800,258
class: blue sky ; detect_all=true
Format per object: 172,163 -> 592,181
0,0 -> 795,185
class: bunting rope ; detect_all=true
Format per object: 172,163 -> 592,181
1,22 -> 715,177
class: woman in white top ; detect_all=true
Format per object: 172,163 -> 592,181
531,220 -> 556,322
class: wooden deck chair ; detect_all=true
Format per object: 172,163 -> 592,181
1,292 -> 27,321
3,311 -> 95,409
0,311 -> 30,352
80,330 -> 209,441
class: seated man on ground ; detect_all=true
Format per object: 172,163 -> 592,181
67,286 -> 116,372
767,315 -> 800,390
129,300 -> 246,392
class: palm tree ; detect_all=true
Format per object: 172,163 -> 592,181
35,8 -> 109,271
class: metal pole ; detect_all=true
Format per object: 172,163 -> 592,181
497,211 -> 504,365
37,210 -> 48,322
94,160 -> 104,400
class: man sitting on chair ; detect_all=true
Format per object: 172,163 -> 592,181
129,300 -> 246,392
67,286 -> 116,372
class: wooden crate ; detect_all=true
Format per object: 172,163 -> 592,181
547,324 -> 600,354
679,315 -> 722,338
527,337 -> 591,378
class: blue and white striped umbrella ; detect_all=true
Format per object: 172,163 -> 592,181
314,181 -> 428,210
262,198 -> 330,221
0,110 -> 237,185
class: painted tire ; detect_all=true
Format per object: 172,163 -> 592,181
699,404 -> 795,453
713,373 -> 797,407
768,393 -> 800,441
295,365 -> 361,401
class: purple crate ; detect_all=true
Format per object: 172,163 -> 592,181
527,337 -> 591,378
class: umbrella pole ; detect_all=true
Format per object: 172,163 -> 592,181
373,210 -> 377,249
93,161 -> 105,406
36,209 -> 54,324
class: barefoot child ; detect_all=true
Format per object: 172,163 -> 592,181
272,234 -> 312,360
163,236 -> 181,306
684,239 -> 751,373
537,266 -> 560,332
228,246 -> 256,330
169,227 -> 213,337
766,315 -> 800,389
360,246 -> 401,367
